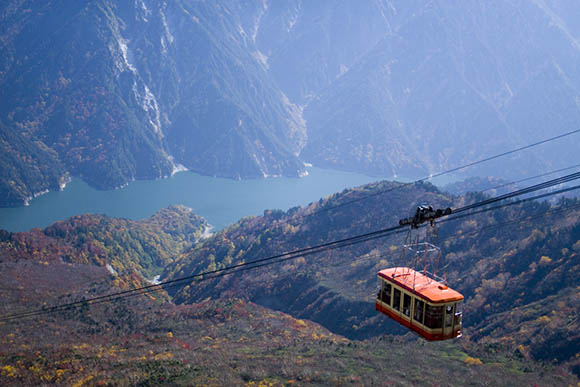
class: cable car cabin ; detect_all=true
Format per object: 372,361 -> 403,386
376,267 -> 463,341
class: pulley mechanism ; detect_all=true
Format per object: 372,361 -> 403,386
399,205 -> 452,229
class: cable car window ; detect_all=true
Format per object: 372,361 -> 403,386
424,304 -> 443,329
403,293 -> 411,317
445,305 -> 454,328
454,302 -> 463,326
393,288 -> 401,311
413,299 -> 424,323
382,283 -> 392,305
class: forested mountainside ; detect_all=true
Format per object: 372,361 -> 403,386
2,0 -> 580,206
0,205 -> 207,281
0,0 -> 306,207
2,294 -> 573,385
162,181 -> 580,376
0,195 -> 578,385
0,118 -> 66,207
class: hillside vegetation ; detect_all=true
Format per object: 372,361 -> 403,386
2,294 -> 574,386
0,205 -> 207,289
163,181 -> 580,375
0,182 -> 579,384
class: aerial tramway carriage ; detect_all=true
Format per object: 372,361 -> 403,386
376,206 -> 464,341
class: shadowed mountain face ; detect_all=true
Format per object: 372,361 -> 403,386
2,0 -> 580,206
297,1 -> 580,178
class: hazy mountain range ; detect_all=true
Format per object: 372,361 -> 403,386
2,0 -> 580,206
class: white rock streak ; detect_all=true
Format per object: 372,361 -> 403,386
114,30 -> 163,136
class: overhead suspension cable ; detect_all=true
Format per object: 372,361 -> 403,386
282,129 -> 580,223
452,171 -> 580,215
112,195 -> 580,307
480,163 -> 580,194
87,197 -> 580,313
437,183 -> 580,228
2,170 -> 580,322
8,162 -> 579,308
292,162 -> 580,244
4,133 -> 577,311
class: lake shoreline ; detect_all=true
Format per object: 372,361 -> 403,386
0,167 -> 391,233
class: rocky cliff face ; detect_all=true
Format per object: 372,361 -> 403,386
2,0 -> 580,206
0,0 -> 307,206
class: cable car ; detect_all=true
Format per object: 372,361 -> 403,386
376,266 -> 463,341
375,205 -> 463,341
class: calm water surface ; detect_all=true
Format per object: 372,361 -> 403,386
0,167 -> 387,232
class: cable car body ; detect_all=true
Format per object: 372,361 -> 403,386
376,266 -> 463,341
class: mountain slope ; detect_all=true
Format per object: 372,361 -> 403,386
2,294 -> 573,386
0,0 -> 306,206
162,181 -> 580,374
0,228 -> 576,385
159,1 -> 306,179
0,194 -> 578,383
3,0 -> 580,206
300,0 -> 580,178
254,0 -> 394,105
0,1 -> 175,193
0,205 -> 208,281
0,118 -> 66,206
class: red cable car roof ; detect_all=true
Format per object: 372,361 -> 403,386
378,267 -> 464,303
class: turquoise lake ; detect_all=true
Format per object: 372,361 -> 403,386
0,167 -> 389,232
